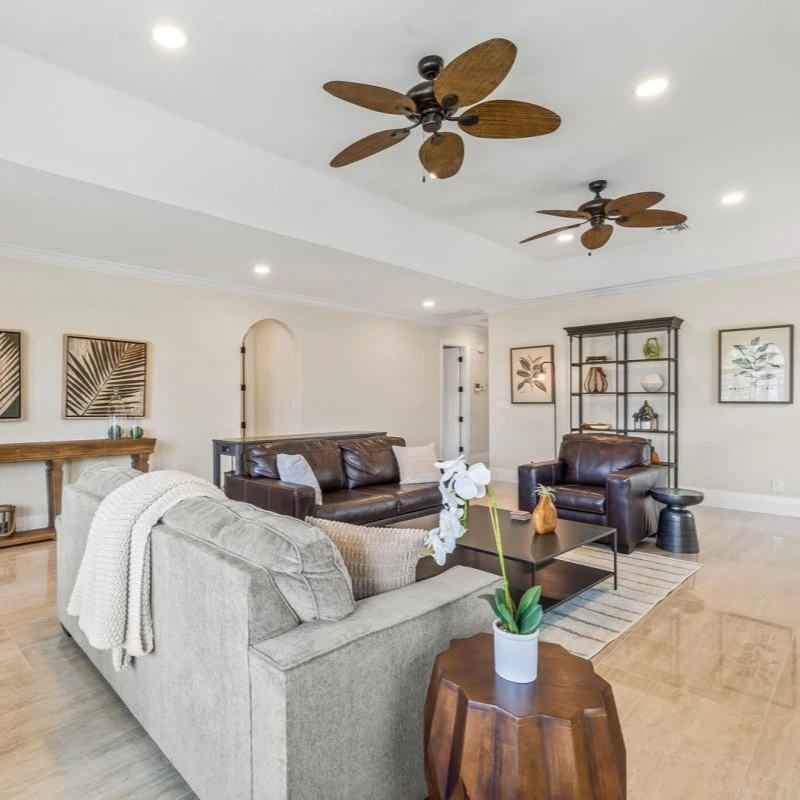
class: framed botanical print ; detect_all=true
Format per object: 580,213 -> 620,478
0,330 -> 22,420
63,334 -> 148,418
510,345 -> 555,404
718,325 -> 793,404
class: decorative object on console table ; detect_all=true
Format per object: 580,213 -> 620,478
424,634 -> 627,799
107,388 -> 128,439
510,344 -> 554,404
643,336 -> 661,359
0,330 -> 22,420
0,505 -> 16,539
532,484 -> 557,534
63,334 -> 147,419
583,365 -> 608,393
641,372 -> 664,392
0,438 -> 156,548
718,325 -> 793,404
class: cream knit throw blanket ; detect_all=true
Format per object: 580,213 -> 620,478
68,469 -> 224,671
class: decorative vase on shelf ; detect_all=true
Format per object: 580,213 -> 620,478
493,620 -> 539,683
584,366 -> 608,393
641,373 -> 664,392
643,337 -> 661,359
533,485 -> 557,534
107,388 -> 128,440
130,426 -> 144,439
0,504 -> 16,539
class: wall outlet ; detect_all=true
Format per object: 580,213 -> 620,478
771,478 -> 785,493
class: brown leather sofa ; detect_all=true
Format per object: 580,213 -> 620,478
517,433 -> 663,554
224,435 -> 442,525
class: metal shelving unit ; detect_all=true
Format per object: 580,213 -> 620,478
564,316 -> 683,487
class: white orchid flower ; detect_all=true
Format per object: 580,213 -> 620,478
435,455 -> 468,484
425,528 -> 449,566
452,462 -> 492,501
425,506 -> 466,565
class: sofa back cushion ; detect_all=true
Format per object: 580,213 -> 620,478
340,436 -> 405,489
560,433 -> 650,486
246,439 -> 346,492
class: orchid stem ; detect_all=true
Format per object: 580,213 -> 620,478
486,486 -> 514,614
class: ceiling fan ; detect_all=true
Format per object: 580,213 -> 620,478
323,38 -> 561,179
520,180 -> 688,251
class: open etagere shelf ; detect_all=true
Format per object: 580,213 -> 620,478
564,316 -> 682,487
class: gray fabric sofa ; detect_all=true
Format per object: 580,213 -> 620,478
56,465 -> 499,800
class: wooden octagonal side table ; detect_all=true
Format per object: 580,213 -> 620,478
424,634 -> 626,800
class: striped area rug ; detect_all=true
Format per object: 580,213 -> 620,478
538,546 -> 702,659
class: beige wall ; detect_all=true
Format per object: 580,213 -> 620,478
489,268 -> 800,510
0,257 -> 487,529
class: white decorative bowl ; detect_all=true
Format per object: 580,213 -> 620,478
641,373 -> 664,393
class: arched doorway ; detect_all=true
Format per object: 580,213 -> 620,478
241,319 -> 302,436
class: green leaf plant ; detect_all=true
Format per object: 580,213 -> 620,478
479,486 -> 544,635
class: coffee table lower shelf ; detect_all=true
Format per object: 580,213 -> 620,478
535,559 -> 614,611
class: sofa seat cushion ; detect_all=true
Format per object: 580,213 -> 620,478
340,436 -> 405,488
315,489 -> 398,524
360,483 -> 442,515
554,484 -> 607,515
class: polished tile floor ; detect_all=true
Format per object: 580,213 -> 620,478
1,485 -> 799,799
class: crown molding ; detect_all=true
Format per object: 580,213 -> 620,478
0,242 -> 483,329
485,257 -> 800,314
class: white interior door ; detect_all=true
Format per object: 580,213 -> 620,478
442,346 -> 463,460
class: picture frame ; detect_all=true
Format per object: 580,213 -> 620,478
63,334 -> 148,419
718,324 -> 793,404
510,345 -> 555,404
0,330 -> 22,421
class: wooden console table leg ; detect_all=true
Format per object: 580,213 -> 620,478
45,459 -> 65,530
131,453 -> 150,472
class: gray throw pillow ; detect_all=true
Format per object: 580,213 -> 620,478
307,517 -> 428,600
277,453 -> 323,505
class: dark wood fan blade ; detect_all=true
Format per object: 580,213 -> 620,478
434,38 -> 517,108
617,209 -> 688,228
519,222 -> 583,244
419,132 -> 465,180
537,209 -> 591,219
323,81 -> 416,115
459,100 -> 561,139
605,191 -> 665,216
581,224 -> 614,250
330,129 -> 410,167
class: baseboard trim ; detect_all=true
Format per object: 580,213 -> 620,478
693,488 -> 800,518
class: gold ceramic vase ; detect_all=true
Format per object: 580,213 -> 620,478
533,494 -> 557,534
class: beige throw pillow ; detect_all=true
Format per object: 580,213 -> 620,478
392,443 -> 441,485
307,517 -> 428,600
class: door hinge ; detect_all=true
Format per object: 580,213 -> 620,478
458,416 -> 464,423
240,421 -> 246,430
240,346 -> 246,355
240,384 -> 246,392
457,356 -> 464,363
458,446 -> 464,453
458,386 -> 464,393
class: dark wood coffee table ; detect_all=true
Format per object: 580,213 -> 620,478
425,634 -> 627,798
403,505 -> 617,611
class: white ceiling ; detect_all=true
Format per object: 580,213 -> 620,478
0,0 -> 798,316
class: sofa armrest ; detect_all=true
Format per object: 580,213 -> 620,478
518,460 -> 566,511
606,465 -> 663,552
248,566 -> 501,800
224,474 -> 316,519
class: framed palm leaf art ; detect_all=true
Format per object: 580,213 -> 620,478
0,330 -> 22,420
63,335 -> 147,419
510,344 -> 555,404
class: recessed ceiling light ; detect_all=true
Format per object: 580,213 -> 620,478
422,300 -> 435,308
556,233 -> 574,243
152,24 -> 188,50
720,191 -> 745,205
635,77 -> 669,98
253,264 -> 270,275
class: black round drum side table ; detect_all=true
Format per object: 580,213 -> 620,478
650,488 -> 704,554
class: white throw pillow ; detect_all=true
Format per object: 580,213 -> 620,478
392,443 -> 441,485
276,453 -> 323,505
307,517 -> 428,600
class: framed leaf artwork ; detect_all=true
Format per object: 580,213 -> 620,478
63,334 -> 148,418
0,330 -> 22,420
718,325 -> 793,404
510,345 -> 555,404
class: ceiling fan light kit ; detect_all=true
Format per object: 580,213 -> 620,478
323,38 -> 561,178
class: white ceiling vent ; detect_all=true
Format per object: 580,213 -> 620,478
655,222 -> 691,235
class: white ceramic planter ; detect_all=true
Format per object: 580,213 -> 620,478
641,373 -> 664,392
493,620 -> 539,683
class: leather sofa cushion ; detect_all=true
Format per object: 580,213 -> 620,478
340,436 -> 405,489
554,484 -> 607,515
246,439 -> 346,492
313,489 -> 398,524
560,433 -> 650,486
360,482 -> 441,515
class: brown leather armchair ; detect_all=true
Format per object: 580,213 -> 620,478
517,433 -> 663,554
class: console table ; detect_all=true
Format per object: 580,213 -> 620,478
0,438 -> 156,548
211,431 -> 386,487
